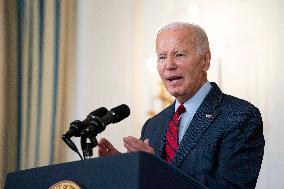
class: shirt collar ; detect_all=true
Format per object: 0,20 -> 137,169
175,81 -> 212,111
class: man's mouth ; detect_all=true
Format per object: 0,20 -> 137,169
166,76 -> 183,82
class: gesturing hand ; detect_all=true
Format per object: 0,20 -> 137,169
123,136 -> 155,154
98,138 -> 121,157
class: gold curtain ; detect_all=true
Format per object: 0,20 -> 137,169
0,0 -> 77,187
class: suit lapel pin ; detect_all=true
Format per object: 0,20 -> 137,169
205,114 -> 213,119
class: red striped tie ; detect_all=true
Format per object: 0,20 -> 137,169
165,104 -> 186,162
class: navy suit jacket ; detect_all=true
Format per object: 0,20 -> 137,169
141,83 -> 264,189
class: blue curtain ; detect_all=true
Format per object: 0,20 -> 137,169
0,0 -> 77,187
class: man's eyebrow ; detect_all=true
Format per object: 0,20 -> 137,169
174,49 -> 188,53
157,52 -> 167,55
157,50 -> 189,56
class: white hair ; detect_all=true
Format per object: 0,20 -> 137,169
158,22 -> 210,55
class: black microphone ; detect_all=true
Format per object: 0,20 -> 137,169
82,104 -> 130,137
62,107 -> 108,139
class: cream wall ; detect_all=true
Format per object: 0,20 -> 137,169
68,0 -> 137,160
73,0 -> 284,188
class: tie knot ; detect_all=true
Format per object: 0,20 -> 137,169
176,104 -> 186,116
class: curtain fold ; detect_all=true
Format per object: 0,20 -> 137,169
0,0 -> 77,188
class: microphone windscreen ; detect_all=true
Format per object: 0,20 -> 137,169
111,104 -> 130,123
83,107 -> 108,125
89,107 -> 108,117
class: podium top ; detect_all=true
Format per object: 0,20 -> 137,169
5,152 -> 207,189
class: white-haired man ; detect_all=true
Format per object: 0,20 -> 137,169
98,22 -> 264,189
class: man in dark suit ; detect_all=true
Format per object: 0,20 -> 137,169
98,22 -> 264,189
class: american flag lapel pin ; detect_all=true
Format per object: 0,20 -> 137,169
205,114 -> 213,119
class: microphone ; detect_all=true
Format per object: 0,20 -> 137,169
62,107 -> 108,139
82,104 -> 130,137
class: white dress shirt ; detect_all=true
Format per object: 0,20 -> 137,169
175,81 -> 212,143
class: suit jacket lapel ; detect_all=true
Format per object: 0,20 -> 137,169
157,103 -> 175,158
172,82 -> 223,167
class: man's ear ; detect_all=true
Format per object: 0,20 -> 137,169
202,50 -> 211,71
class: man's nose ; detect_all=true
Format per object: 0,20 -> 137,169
165,55 -> 177,70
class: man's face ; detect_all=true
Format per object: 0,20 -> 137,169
156,28 -> 210,103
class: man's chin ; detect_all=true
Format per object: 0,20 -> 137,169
168,90 -> 189,102
168,90 -> 182,98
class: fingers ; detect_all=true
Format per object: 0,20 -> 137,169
98,138 -> 121,157
98,146 -> 108,156
123,136 -> 154,154
98,138 -> 114,150
98,138 -> 110,157
123,136 -> 141,150
98,136 -> 155,157
124,140 -> 138,152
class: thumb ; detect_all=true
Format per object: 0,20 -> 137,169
143,139 -> 150,145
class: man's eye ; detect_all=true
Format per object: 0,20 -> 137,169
176,53 -> 185,57
158,56 -> 167,60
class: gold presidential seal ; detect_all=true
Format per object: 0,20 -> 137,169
49,180 -> 82,189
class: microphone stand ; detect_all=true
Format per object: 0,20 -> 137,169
81,133 -> 98,159
80,118 -> 104,159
